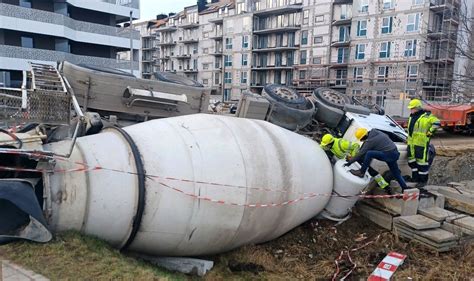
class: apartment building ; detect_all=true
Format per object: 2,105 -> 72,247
152,0 -> 459,103
134,19 -> 166,79
0,0 -> 141,87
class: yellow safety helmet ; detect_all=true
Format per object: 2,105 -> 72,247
321,134 -> 335,146
355,128 -> 368,140
407,99 -> 422,109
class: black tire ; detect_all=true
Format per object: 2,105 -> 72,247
312,87 -> 351,110
77,64 -> 136,77
263,84 -> 306,106
154,72 -> 203,87
313,100 -> 345,128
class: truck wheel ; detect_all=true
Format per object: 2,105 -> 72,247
263,84 -> 306,106
313,100 -> 345,128
312,88 -> 351,110
154,72 -> 203,87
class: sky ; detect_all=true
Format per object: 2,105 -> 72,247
140,0 -> 197,21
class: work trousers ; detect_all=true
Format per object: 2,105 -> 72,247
408,143 -> 435,183
360,149 -> 408,190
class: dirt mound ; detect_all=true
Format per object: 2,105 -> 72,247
429,151 -> 474,185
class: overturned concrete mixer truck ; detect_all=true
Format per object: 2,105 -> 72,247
0,63 -> 408,256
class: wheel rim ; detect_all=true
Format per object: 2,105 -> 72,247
275,87 -> 299,101
321,90 -> 346,105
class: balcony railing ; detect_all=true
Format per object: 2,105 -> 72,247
102,0 -> 139,9
0,3 -> 140,40
0,45 -> 139,70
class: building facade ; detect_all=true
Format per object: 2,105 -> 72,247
152,0 -> 459,103
0,0 -> 141,87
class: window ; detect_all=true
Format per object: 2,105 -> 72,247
203,63 -> 210,70
203,32 -> 209,38
315,15 -> 324,23
226,38 -> 233,49
303,10 -> 309,24
300,50 -> 307,64
224,72 -> 232,83
237,2 -> 246,14
242,35 -> 249,48
215,57 -> 221,68
338,26 -> 350,42
352,89 -> 362,97
377,66 -> 389,82
353,67 -> 363,83
224,55 -> 232,66
412,0 -> 423,5
19,0 -> 31,8
337,47 -> 348,63
301,30 -> 308,45
21,36 -> 34,48
241,71 -> 248,84
379,42 -> 391,58
203,48 -> 209,54
314,36 -> 323,44
383,0 -> 393,10
336,69 -> 347,86
360,0 -> 368,12
214,73 -> 220,84
405,40 -> 417,56
299,70 -> 306,79
407,13 -> 421,32
340,4 -> 348,20
241,54 -> 248,66
224,89 -> 231,101
355,44 -> 365,59
202,79 -> 209,85
381,17 -> 393,34
313,57 -> 322,64
357,20 -> 367,36
407,65 -> 418,82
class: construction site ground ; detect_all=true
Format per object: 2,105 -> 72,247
0,134 -> 473,280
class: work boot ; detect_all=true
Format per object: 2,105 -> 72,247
385,186 -> 394,195
349,169 -> 365,178
415,182 -> 427,188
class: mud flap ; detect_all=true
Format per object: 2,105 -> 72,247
0,180 -> 52,244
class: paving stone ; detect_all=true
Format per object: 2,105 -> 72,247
445,214 -> 469,223
411,238 -> 454,253
413,234 -> 457,248
418,197 -> 435,209
417,228 -> 457,243
397,215 -> 440,230
453,216 -> 474,231
441,222 -> 474,236
356,203 -> 394,230
418,207 -> 457,222
429,191 -> 445,208
401,189 -> 419,216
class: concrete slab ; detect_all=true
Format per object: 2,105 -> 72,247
413,234 -> 457,248
411,238 -> 455,253
397,215 -> 440,230
417,228 -> 457,243
400,189 -> 419,216
418,207 -> 457,222
428,191 -> 445,209
356,203 -> 394,230
418,197 -> 435,209
134,256 -> 214,277
453,216 -> 474,231
445,214 -> 469,223
441,222 -> 474,236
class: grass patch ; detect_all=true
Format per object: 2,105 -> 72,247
0,231 -> 183,280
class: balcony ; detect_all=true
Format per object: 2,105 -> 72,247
210,32 -> 223,39
0,3 -> 140,42
173,54 -> 192,59
252,65 -> 294,70
157,25 -> 178,32
252,46 -> 299,52
430,0 -> 458,12
331,40 -> 351,47
183,69 -> 198,73
210,49 -> 223,56
254,4 -> 303,16
424,55 -> 455,64
157,41 -> 177,46
0,45 -> 139,71
253,25 -> 301,34
179,39 -> 199,44
209,17 -> 225,24
422,78 -> 451,89
332,18 -> 352,26
179,22 -> 200,29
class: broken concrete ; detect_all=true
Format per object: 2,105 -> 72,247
133,256 -> 214,277
356,203 -> 394,230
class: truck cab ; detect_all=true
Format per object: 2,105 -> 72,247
336,112 -> 410,176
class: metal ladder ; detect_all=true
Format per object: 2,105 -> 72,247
29,63 -> 67,93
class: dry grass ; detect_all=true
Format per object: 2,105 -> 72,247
0,216 -> 472,280
0,231 -> 183,280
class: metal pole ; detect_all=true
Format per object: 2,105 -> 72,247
130,10 -> 134,75
402,42 -> 411,117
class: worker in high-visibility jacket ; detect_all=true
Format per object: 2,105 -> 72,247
320,133 -> 391,193
406,99 -> 441,187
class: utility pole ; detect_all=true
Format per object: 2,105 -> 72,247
130,10 -> 134,75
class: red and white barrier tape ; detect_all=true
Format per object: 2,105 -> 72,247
0,150 -> 419,207
368,252 -> 407,281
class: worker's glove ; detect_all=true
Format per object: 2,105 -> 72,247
346,155 -> 353,161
